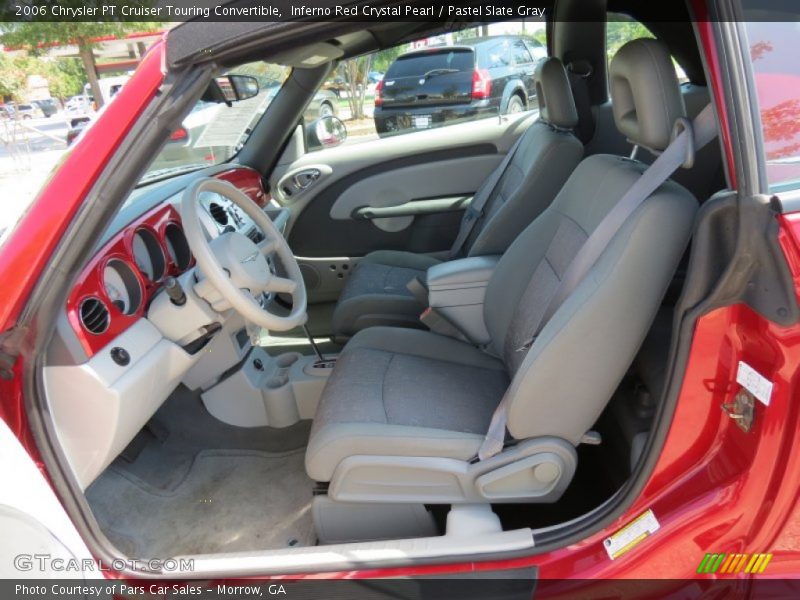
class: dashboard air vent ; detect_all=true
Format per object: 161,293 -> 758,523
80,297 -> 110,335
209,202 -> 228,226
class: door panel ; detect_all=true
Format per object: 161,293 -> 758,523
328,157 -> 497,221
270,113 -> 535,302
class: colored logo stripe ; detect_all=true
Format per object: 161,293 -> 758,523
697,553 -> 773,574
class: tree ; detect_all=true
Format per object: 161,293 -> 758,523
0,53 -> 85,103
372,46 -> 406,74
342,55 -> 373,121
43,57 -> 85,100
0,54 -> 29,101
1,16 -> 159,108
606,17 -> 653,61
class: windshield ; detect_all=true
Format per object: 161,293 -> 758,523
138,61 -> 290,186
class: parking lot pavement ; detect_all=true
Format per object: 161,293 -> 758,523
0,116 -> 70,237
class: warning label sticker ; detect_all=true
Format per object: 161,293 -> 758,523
603,509 -> 660,560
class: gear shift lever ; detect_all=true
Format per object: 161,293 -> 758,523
303,324 -> 325,362
302,324 -> 337,370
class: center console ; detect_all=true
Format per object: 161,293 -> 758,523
201,348 -> 334,428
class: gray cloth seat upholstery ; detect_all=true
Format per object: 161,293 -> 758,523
330,251 -> 442,334
305,327 -> 508,481
332,57 -> 584,338
307,39 -> 703,495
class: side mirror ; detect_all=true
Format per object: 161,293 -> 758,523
306,116 -> 347,151
214,74 -> 260,103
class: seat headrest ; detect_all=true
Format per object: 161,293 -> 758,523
609,39 -> 687,152
535,57 -> 578,130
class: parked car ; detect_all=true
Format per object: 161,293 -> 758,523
65,116 -> 91,145
305,89 -> 338,119
4,4 -> 800,590
0,102 -> 44,120
83,75 -> 130,105
323,74 -> 348,97
374,36 -> 546,136
65,94 -> 94,114
14,103 -> 45,119
32,98 -> 59,118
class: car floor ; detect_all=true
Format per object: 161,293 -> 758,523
85,304 -> 340,558
85,385 -> 316,557
85,300 -> 652,557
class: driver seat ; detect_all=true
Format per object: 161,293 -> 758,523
306,40 -> 700,503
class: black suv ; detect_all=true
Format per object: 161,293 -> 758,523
374,36 -> 546,136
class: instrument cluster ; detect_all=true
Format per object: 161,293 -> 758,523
66,167 -> 268,358
67,204 -> 193,356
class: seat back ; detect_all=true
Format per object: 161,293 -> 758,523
482,39 -> 700,444
459,58 -> 584,257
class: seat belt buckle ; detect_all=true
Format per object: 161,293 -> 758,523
420,307 -> 464,340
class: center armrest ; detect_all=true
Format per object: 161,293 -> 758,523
426,256 -> 500,344
427,255 -> 501,290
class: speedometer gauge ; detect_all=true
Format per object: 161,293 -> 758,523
103,260 -> 142,315
132,229 -> 166,281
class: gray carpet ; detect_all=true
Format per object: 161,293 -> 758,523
86,385 -> 317,556
87,449 -> 315,557
111,385 -> 311,491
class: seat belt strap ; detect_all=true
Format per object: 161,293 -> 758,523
478,103 -> 718,461
448,132 -> 526,259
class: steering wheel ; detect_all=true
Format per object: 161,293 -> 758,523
181,177 -> 307,331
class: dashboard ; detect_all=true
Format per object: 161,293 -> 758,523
66,167 -> 270,358
48,166 -> 289,488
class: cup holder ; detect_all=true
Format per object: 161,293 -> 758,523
275,353 -> 301,369
267,375 -> 289,389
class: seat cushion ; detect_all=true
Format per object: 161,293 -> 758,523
331,251 -> 442,338
305,327 -> 507,482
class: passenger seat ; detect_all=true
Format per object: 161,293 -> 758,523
332,57 -> 585,339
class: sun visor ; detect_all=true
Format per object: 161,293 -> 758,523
269,42 -> 344,68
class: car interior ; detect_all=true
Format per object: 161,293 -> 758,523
38,4 -> 730,572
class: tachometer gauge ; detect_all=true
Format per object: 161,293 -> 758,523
102,260 -> 142,315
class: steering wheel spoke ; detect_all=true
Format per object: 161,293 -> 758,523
266,275 -> 297,295
258,236 -> 280,256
